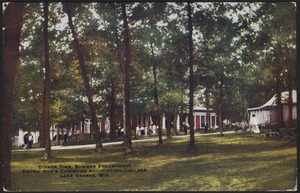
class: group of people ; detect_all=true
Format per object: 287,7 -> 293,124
116,123 -> 160,137
136,123 -> 160,136
183,123 -> 209,135
136,126 -> 146,136
23,133 -> 33,149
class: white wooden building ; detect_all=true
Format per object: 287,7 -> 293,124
15,106 -> 217,146
193,106 -> 218,129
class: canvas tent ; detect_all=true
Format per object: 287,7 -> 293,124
247,90 -> 297,127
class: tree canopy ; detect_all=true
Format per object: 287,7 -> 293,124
11,1 -> 296,141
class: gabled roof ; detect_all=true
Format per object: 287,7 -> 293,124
247,90 -> 297,111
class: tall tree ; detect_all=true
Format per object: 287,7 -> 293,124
151,42 -> 163,144
187,2 -> 195,153
3,2 -> 25,190
199,2 -> 240,134
205,88 -> 211,129
109,78 -> 117,140
275,45 -> 283,128
144,3 -> 166,143
41,2 -> 51,160
253,2 -> 296,127
218,73 -> 224,135
152,47 -> 164,142
94,3 -> 124,141
121,3 -> 134,154
160,3 -> 190,140
129,2 -> 167,144
286,47 -> 296,127
63,3 -> 103,154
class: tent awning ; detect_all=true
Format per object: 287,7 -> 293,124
247,90 -> 297,111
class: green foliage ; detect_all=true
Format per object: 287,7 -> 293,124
160,92 -> 186,113
14,2 -> 296,132
13,4 -> 44,133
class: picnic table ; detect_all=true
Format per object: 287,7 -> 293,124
266,127 -> 297,143
265,130 -> 280,139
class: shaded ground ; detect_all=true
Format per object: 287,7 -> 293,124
11,132 -> 297,191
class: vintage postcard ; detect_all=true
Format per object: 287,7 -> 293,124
3,1 -> 297,191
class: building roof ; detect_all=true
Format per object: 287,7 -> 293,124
194,105 -> 214,112
247,90 -> 297,111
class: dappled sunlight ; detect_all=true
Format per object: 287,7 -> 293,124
155,175 -> 258,191
131,155 -> 172,168
4,1 -> 296,191
11,133 -> 297,191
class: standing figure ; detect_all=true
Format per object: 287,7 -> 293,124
117,127 -> 121,137
152,124 -> 157,134
28,134 -> 33,149
23,134 -> 29,149
63,133 -> 68,145
141,127 -> 145,135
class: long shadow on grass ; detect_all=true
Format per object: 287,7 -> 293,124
123,135 -> 296,191
10,134 -> 296,191
125,135 -> 294,161
11,134 -> 295,165
12,144 -> 143,165
126,150 -> 296,191
12,134 -> 295,165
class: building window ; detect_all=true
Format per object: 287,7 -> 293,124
201,116 -> 205,127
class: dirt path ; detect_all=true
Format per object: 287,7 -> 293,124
12,131 -> 236,152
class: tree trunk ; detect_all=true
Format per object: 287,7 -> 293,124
276,76 -> 283,128
61,127 -> 64,140
122,3 -> 133,154
219,73 -> 224,136
166,112 -> 171,138
109,80 -> 117,141
146,113 -> 150,136
71,124 -> 75,139
179,110 -> 184,131
158,115 -> 163,144
64,4 -> 103,153
275,45 -> 284,128
205,88 -> 211,129
141,114 -> 145,127
81,114 -> 85,135
288,64 -> 293,127
132,116 -> 137,139
56,126 -> 60,144
33,93 -> 43,147
52,125 -> 54,141
188,2 -> 195,153
151,42 -> 162,144
173,113 -> 178,136
66,127 -> 70,139
3,2 -> 24,190
42,2 -> 51,160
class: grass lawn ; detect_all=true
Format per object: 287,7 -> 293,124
11,132 -> 297,191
